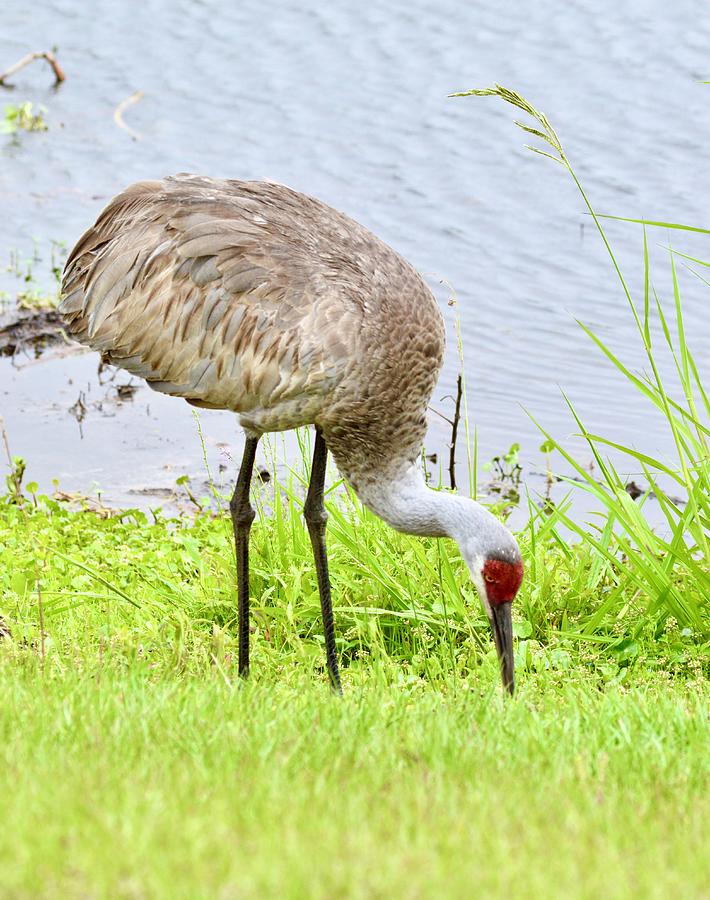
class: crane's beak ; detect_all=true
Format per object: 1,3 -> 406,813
490,602 -> 515,695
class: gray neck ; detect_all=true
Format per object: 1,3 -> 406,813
354,463 -> 498,544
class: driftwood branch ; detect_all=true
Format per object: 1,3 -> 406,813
0,51 -> 65,87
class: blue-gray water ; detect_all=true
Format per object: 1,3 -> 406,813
1,0 -> 708,511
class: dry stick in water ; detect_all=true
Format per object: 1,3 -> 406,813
428,373 -> 463,491
448,374 -> 462,491
0,51 -> 65,86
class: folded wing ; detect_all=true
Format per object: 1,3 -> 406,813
60,175 -> 361,414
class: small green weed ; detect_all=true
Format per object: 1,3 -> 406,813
0,241 -> 65,309
1,101 -> 48,134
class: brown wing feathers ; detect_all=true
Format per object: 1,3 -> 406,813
60,177 -> 345,411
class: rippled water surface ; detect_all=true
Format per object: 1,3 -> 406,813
1,0 -> 709,508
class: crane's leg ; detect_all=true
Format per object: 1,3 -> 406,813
304,428 -> 342,694
230,434 -> 259,678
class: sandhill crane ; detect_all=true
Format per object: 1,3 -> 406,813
60,175 -> 523,694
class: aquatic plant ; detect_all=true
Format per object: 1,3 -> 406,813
1,241 -> 65,309
1,101 -> 48,134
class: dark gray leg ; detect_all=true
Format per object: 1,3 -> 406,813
304,428 -> 342,693
230,434 -> 259,678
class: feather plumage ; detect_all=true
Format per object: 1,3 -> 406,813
60,175 -> 445,486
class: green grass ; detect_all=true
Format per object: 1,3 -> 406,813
1,663 -> 708,898
0,466 -> 708,897
0,474 -> 706,685
453,84 -> 709,632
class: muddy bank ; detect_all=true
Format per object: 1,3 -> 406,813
0,306 -> 66,358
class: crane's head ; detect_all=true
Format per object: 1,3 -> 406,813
354,469 -> 523,694
477,550 -> 523,695
456,506 -> 523,695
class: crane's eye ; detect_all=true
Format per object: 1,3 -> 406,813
484,573 -> 495,583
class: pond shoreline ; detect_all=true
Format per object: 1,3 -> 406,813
0,303 -> 671,528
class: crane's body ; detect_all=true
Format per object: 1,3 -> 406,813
60,175 -> 522,693
61,175 -> 442,490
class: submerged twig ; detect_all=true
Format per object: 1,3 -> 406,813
113,90 -> 144,141
0,51 -> 65,87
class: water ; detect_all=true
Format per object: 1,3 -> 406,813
1,0 -> 709,511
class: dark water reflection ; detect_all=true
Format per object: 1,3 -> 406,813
1,0 -> 709,515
